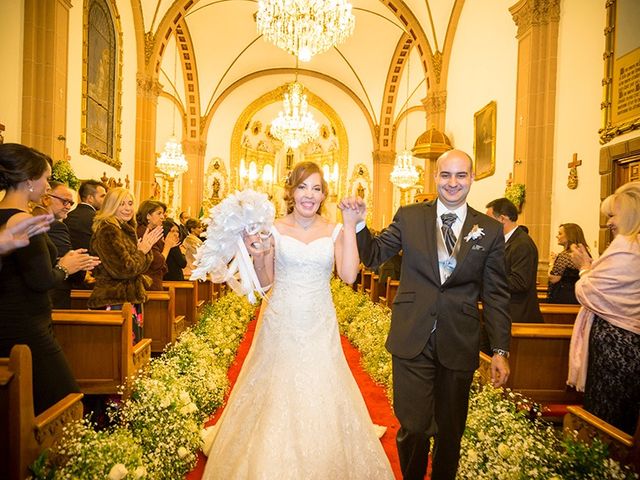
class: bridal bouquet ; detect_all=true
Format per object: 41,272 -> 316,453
190,189 -> 275,303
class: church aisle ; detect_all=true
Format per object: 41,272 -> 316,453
185,318 -> 406,479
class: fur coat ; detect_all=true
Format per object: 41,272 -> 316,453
88,220 -> 153,308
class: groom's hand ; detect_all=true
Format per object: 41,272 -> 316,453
490,355 -> 510,387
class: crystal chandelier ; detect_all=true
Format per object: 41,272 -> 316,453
271,82 -> 319,149
390,150 -> 419,189
256,0 -> 355,62
157,136 -> 188,177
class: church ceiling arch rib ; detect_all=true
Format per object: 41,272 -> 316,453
173,21 -> 201,140
202,69 -> 377,146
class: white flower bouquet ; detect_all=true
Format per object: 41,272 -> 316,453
190,189 -> 275,303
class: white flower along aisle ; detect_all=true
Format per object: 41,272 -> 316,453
35,283 -> 636,479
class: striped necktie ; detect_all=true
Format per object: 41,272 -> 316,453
441,213 -> 457,255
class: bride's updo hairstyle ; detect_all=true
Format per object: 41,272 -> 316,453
283,161 -> 328,214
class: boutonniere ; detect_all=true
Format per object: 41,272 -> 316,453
464,225 -> 485,242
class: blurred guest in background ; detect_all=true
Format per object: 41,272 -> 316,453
548,223 -> 591,304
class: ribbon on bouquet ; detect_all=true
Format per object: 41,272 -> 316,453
223,237 -> 269,304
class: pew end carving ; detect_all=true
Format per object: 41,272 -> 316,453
1,345 -> 83,480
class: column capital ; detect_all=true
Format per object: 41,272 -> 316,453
372,149 -> 396,165
510,0 -> 560,37
136,73 -> 162,99
182,138 -> 207,156
422,90 -> 447,116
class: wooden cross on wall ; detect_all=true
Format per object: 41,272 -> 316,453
567,153 -> 581,190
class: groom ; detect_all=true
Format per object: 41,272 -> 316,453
340,149 -> 511,480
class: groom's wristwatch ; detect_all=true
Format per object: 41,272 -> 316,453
492,348 -> 509,359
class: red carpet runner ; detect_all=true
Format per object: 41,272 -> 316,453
185,318 -> 404,479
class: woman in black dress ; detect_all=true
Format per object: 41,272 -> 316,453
547,223 -> 590,304
0,143 -> 99,414
162,219 -> 186,281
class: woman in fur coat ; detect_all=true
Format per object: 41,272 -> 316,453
88,187 -> 162,343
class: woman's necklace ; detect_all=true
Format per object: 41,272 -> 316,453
293,215 -> 317,230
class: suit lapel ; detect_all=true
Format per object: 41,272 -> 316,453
423,201 -> 440,280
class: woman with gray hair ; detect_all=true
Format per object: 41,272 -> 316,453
568,181 -> 640,435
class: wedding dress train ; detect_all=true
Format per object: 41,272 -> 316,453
201,224 -> 394,479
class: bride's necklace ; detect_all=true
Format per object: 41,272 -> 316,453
293,215 -> 317,230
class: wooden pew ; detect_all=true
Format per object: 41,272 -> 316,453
359,269 -> 372,294
506,323 -> 582,405
379,278 -> 400,307
164,281 -> 199,328
564,406 -> 639,472
1,345 -> 83,480
52,305 -> 152,394
368,272 -> 384,303
143,290 -> 186,353
70,290 -> 186,354
538,303 -> 580,324
196,279 -> 214,305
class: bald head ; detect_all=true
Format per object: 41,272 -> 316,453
436,149 -> 474,175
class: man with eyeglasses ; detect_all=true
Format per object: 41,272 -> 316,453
38,181 -> 81,308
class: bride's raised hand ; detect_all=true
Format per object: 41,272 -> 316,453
242,231 -> 273,257
338,196 -> 367,227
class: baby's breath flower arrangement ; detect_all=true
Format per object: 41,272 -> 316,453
330,278 -> 638,479
34,291 -> 255,479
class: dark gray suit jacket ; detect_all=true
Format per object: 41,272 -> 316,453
504,226 -> 543,323
356,201 -> 511,371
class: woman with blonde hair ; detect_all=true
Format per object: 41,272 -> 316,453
568,181 -> 640,434
202,161 -> 393,479
547,222 -> 591,304
88,187 -> 162,343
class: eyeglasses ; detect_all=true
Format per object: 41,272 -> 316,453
47,193 -> 75,207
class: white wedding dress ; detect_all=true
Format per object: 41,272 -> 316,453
202,224 -> 394,480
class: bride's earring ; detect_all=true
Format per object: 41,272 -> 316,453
28,184 -> 34,192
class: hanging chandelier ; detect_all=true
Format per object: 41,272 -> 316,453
270,82 -> 319,149
390,150 -> 419,189
256,0 -> 355,62
157,136 -> 188,177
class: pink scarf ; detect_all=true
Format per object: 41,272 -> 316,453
567,234 -> 640,391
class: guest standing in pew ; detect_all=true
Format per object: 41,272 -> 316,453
35,181 -> 87,308
162,219 -> 186,281
568,181 -> 640,435
136,200 -> 179,290
486,198 -> 542,323
547,223 -> 591,304
88,187 -> 162,344
64,179 -> 106,252
0,143 -> 100,414
182,218 -> 203,277
341,149 -> 511,480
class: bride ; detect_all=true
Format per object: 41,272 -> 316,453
201,161 -> 393,479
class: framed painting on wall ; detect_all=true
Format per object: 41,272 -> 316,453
80,0 -> 123,169
600,0 -> 640,144
473,101 -> 496,180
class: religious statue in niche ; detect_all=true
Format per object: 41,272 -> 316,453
251,121 -> 262,136
212,177 -> 221,199
357,183 -> 365,201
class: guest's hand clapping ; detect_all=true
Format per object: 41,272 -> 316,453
138,225 -> 163,254
570,243 -> 592,271
58,249 -> 101,274
164,228 -> 180,249
338,196 -> 367,228
0,214 -> 54,255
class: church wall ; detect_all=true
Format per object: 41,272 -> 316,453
0,0 -> 24,142
443,0 -> 518,214
552,0 -> 606,256
65,0 -> 137,192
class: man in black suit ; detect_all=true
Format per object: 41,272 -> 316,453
64,179 -> 106,252
340,149 -> 511,480
40,181 -> 81,308
486,198 -> 542,323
